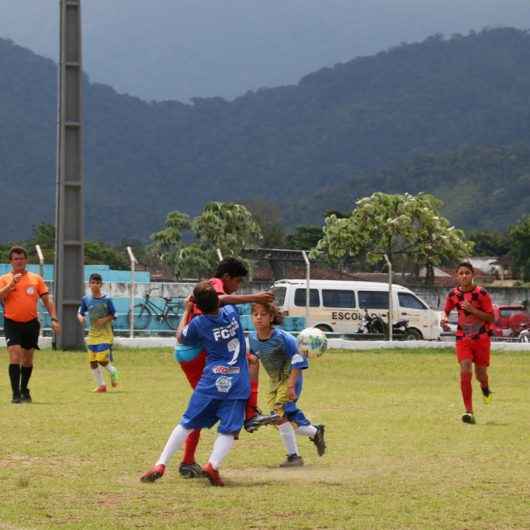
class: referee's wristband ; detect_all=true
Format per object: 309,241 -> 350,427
51,318 -> 59,322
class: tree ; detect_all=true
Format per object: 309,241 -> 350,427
311,192 -> 473,282
509,215 -> 530,281
244,199 -> 286,248
285,225 -> 323,250
149,202 -> 263,279
468,230 -> 510,257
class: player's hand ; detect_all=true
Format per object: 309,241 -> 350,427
51,320 -> 61,334
461,301 -> 476,314
94,318 -> 106,327
254,291 -> 274,304
8,273 -> 22,289
184,295 -> 195,312
440,316 -> 449,330
287,386 -> 297,401
77,315 -> 85,325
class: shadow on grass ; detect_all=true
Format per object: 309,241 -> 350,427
483,421 -> 510,427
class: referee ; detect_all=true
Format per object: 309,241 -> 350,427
0,246 -> 61,403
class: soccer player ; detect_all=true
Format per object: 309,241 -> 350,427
0,246 -> 61,403
248,302 -> 326,467
77,273 -> 119,392
141,281 -> 249,486
441,262 -> 495,424
176,257 -> 276,478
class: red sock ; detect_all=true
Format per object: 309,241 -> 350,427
245,380 -> 259,420
182,429 -> 201,465
460,372 -> 473,413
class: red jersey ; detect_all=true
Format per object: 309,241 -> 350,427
444,285 -> 494,339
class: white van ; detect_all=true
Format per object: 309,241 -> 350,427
272,279 -> 441,340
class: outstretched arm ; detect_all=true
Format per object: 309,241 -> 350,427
219,291 -> 274,306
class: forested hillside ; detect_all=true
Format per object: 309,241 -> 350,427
1,28 -> 530,241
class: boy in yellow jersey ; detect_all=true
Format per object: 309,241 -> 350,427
78,273 -> 118,392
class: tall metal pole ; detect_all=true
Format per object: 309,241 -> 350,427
384,254 -> 393,341
54,0 -> 85,349
302,251 -> 310,326
127,246 -> 137,339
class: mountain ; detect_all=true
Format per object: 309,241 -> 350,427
1,27 -> 530,242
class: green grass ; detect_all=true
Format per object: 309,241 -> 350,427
1,347 -> 530,529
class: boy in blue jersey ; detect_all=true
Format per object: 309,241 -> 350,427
77,274 -> 119,392
141,281 -> 249,486
249,302 -> 326,467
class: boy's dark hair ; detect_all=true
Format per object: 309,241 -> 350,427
193,281 -> 219,314
215,257 -> 248,279
251,302 -> 284,325
8,246 -> 28,259
89,273 -> 103,283
456,262 -> 474,273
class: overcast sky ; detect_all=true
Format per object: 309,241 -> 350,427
1,0 -> 529,102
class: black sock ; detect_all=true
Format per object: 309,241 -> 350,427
9,364 -> 21,395
481,386 -> 491,396
20,365 -> 33,392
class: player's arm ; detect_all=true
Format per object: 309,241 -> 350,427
440,293 -> 456,328
287,368 -> 301,401
41,293 -> 61,334
247,352 -> 260,384
219,291 -> 274,306
0,274 -> 20,299
176,296 -> 195,343
77,298 -> 86,325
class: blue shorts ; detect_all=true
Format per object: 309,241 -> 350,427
181,392 -> 246,434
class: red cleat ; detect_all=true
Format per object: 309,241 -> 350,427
202,463 -> 224,487
140,464 -> 166,483
93,385 -> 107,393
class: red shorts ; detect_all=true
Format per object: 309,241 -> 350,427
455,335 -> 491,366
179,350 -> 207,389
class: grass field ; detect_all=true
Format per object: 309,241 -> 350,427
1,347 -> 530,530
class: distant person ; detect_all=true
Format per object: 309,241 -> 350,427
249,302 -> 326,467
0,246 -> 60,403
441,262 -> 495,424
141,282 -> 249,486
78,273 -> 119,392
176,257 -> 277,478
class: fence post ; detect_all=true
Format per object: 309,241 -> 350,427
126,246 -> 137,338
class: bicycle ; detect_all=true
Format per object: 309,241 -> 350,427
128,289 -> 183,330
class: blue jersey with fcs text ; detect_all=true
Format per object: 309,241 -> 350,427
181,305 -> 250,400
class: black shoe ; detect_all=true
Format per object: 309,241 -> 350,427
310,425 -> 326,456
11,393 -> 22,404
462,413 -> 476,424
20,389 -> 32,403
178,462 -> 205,478
279,454 -> 304,468
244,412 -> 281,433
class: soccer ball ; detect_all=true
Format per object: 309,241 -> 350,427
297,327 -> 328,358
174,343 -> 202,363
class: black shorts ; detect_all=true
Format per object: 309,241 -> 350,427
4,318 -> 40,350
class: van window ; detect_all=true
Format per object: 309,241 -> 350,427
294,288 -> 320,307
398,292 -> 428,310
358,291 -> 388,309
323,289 -> 356,308
273,287 -> 287,306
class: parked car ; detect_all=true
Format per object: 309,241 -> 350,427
493,304 -> 530,337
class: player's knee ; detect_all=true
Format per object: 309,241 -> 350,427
90,361 -> 98,369
99,361 -> 108,367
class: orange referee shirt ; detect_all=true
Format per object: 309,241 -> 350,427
0,271 -> 48,322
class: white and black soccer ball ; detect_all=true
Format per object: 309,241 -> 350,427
297,327 -> 328,358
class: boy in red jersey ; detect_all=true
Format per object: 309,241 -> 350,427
177,257 -> 277,478
441,262 -> 495,425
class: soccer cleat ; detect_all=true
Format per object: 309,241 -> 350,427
93,385 -> 107,393
244,412 -> 281,433
202,463 -> 224,487
310,425 -> 326,456
20,388 -> 32,403
110,370 -> 119,388
279,454 -> 304,468
179,462 -> 205,478
481,388 -> 493,405
462,413 -> 476,424
140,464 -> 166,483
11,393 -> 22,404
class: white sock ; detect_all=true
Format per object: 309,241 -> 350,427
156,424 -> 192,466
91,366 -> 104,386
208,434 -> 235,470
278,422 -> 299,456
295,424 -> 318,438
103,363 -> 117,375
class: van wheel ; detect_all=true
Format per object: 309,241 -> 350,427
315,324 -> 333,333
403,328 -> 422,340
